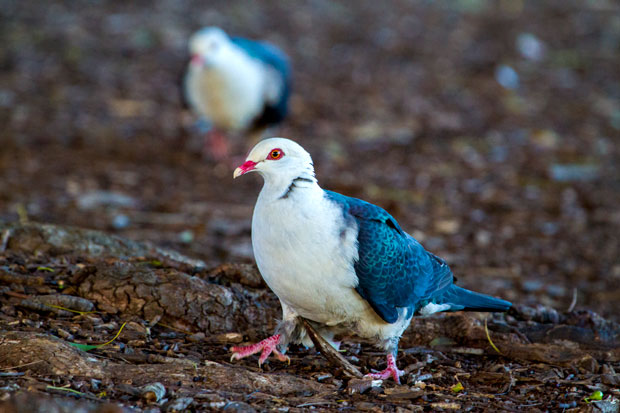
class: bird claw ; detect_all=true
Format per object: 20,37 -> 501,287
364,353 -> 404,384
229,334 -> 289,367
364,367 -> 404,384
258,348 -> 289,367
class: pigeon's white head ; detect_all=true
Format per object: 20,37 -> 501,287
188,27 -> 234,68
234,138 -> 316,191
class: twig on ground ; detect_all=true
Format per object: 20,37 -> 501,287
485,318 -> 502,354
0,229 -> 11,252
296,401 -> 336,408
301,318 -> 363,379
567,288 -> 578,312
0,360 -> 44,371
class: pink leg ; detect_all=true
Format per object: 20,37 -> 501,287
204,130 -> 230,161
364,353 -> 404,384
229,334 -> 290,367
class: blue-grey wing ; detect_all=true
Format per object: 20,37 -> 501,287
324,190 -> 454,323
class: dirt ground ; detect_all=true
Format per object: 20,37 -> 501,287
0,0 -> 619,411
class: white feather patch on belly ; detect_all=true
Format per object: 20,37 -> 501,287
253,188 -> 362,325
186,53 -> 266,130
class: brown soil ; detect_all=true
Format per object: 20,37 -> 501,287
0,1 -> 619,411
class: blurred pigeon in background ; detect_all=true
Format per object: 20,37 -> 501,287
183,27 -> 291,160
231,138 -> 512,383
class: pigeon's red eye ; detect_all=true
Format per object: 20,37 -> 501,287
267,148 -> 284,160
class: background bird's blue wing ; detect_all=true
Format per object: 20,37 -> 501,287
324,190 -> 454,323
231,36 -> 291,125
231,37 -> 291,81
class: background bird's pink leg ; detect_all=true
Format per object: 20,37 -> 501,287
364,353 -> 404,383
204,129 -> 230,160
230,334 -> 290,366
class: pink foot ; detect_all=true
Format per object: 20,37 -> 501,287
229,334 -> 290,367
364,353 -> 404,384
204,130 -> 230,161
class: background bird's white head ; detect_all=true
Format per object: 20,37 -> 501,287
188,27 -> 235,68
234,138 -> 316,192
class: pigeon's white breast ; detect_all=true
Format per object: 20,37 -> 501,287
186,53 -> 266,131
252,190 -> 366,326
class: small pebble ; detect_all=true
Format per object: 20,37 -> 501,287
165,397 -> 193,412
179,230 -> 194,244
188,332 -> 206,342
316,373 -> 332,382
347,378 -> 382,395
112,214 -> 130,229
516,33 -> 545,61
495,65 -> 519,89
142,382 -> 166,403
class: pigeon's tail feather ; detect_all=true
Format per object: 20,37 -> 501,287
439,285 -> 512,312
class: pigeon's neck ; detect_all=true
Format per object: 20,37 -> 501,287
259,167 -> 319,202
278,173 -> 318,200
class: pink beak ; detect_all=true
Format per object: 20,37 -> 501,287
190,54 -> 204,66
233,160 -> 257,179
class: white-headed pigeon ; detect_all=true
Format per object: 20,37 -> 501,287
183,27 -> 291,159
231,138 -> 511,383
